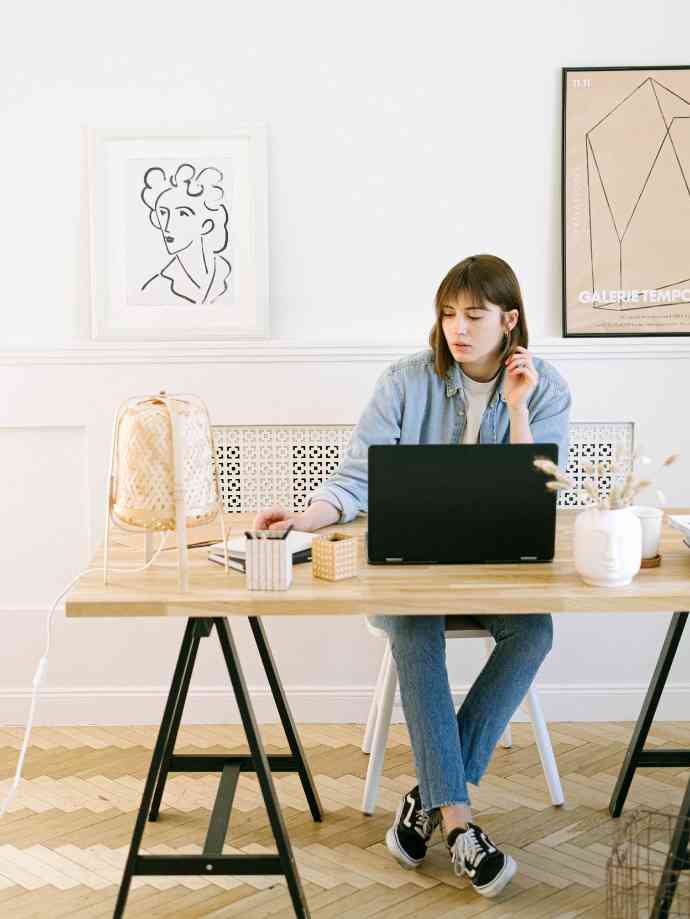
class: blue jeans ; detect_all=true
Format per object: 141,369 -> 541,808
371,614 -> 553,812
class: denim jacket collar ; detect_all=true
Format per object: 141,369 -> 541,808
445,360 -> 506,407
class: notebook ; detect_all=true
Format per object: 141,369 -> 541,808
208,531 -> 314,571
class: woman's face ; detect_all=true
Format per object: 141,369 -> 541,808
155,187 -> 208,255
441,293 -> 517,366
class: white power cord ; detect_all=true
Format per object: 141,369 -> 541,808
0,533 -> 169,819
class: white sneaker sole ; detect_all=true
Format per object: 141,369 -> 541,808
385,826 -> 424,869
473,853 -> 517,898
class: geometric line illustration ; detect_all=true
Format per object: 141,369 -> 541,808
586,76 -> 690,310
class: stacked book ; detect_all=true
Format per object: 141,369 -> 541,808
208,532 -> 314,573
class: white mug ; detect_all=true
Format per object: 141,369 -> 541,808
630,505 -> 664,559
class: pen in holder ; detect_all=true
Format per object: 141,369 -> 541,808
312,531 -> 358,581
245,531 -> 293,590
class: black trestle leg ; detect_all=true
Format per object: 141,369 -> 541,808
149,619 -> 205,822
112,618 -> 198,919
214,617 -> 310,919
609,612 -> 688,818
249,617 -> 323,822
650,776 -> 690,919
113,616 -> 312,918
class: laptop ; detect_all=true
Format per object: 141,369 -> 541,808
367,444 -> 559,565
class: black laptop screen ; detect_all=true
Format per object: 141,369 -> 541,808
367,444 -> 559,564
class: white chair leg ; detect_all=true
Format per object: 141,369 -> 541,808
361,648 -> 398,815
362,643 -> 389,754
483,638 -> 512,748
524,685 -> 565,806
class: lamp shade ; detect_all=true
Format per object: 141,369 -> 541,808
110,394 -> 219,532
104,392 -> 228,592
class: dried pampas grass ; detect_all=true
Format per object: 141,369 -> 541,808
533,444 -> 679,512
533,457 -> 575,492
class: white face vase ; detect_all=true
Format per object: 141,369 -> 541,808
574,507 -> 642,587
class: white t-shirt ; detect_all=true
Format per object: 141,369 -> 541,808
460,369 -> 499,445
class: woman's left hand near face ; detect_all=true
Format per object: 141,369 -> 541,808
503,346 -> 539,412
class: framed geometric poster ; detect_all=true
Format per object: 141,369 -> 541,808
88,124 -> 268,341
562,66 -> 690,337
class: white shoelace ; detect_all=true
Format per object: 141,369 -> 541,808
450,826 -> 493,878
415,809 -> 436,839
400,791 -> 438,840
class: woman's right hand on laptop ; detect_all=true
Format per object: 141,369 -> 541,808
253,501 -> 340,533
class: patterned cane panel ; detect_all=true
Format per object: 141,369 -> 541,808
213,422 -> 634,513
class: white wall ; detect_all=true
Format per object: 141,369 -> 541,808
2,0 -> 690,724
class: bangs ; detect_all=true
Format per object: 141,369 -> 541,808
436,265 -> 490,313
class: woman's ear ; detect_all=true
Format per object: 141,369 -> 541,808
506,309 -> 519,332
201,218 -> 214,237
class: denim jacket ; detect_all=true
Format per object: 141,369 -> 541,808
309,349 -> 572,523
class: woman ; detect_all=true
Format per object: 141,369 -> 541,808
255,254 -> 571,899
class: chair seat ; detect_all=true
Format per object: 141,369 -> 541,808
445,615 -> 489,637
366,615 -> 489,639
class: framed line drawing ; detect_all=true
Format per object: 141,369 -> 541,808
562,66 -> 690,337
88,124 -> 269,341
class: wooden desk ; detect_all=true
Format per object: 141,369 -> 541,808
68,510 -> 690,617
65,510 -> 690,919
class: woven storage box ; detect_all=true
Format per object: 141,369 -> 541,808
312,532 -> 358,581
607,807 -> 690,918
245,538 -> 293,590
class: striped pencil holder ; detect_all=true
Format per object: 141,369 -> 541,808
245,538 -> 293,590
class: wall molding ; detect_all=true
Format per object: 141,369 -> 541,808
1,682 -> 688,725
3,338 -> 690,365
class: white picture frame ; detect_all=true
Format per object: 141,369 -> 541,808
88,124 -> 269,341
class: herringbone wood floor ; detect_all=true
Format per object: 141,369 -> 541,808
0,721 -> 687,918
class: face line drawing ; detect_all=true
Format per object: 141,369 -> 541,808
140,163 -> 231,305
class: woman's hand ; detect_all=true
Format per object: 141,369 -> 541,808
253,501 -> 339,533
503,346 -> 539,413
253,504 -> 311,532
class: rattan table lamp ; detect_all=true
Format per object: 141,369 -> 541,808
104,391 -> 228,591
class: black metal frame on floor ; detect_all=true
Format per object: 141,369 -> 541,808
112,616 -> 322,919
608,611 -> 690,919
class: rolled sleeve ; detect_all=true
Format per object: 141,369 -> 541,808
308,367 -> 404,523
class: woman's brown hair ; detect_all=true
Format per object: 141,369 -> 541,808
428,254 -> 529,379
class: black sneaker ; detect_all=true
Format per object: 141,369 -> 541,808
447,822 -> 517,897
385,786 -> 439,869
